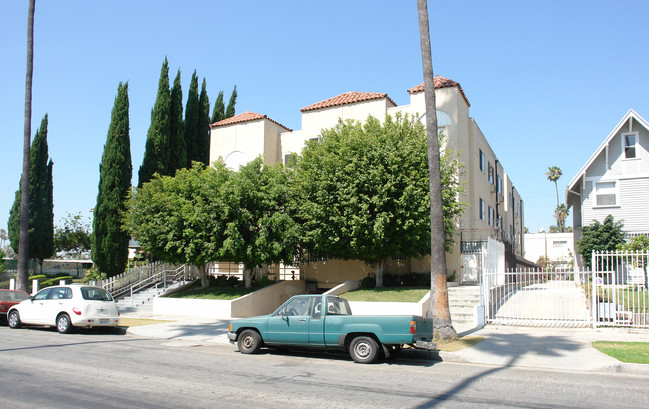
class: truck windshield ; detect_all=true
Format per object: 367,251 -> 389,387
326,297 -> 352,315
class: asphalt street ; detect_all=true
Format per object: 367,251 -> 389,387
1,325 -> 648,409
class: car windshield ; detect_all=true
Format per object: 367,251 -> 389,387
80,287 -> 113,301
0,291 -> 29,302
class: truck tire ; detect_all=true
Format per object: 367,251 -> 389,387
349,336 -> 379,364
237,329 -> 262,354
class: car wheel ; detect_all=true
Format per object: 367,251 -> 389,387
237,329 -> 262,354
350,336 -> 379,364
8,310 -> 21,329
56,313 -> 73,334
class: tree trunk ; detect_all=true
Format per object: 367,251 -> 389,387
416,0 -> 457,341
243,265 -> 253,288
17,0 -> 36,292
198,264 -> 209,288
374,259 -> 387,288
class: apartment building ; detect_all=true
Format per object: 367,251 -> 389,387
210,76 -> 524,287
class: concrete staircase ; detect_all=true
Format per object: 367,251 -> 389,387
447,285 -> 481,331
116,281 -> 187,315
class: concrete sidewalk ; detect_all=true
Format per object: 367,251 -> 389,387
121,311 -> 649,374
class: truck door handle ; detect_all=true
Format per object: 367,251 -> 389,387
299,319 -> 306,322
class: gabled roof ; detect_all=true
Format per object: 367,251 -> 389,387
566,109 -> 649,193
300,92 -> 397,112
210,111 -> 292,131
408,75 -> 471,107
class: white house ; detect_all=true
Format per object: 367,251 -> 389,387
210,76 -> 527,287
524,232 -> 575,269
566,109 -> 649,267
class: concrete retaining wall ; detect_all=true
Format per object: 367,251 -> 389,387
348,292 -> 431,316
153,280 -> 307,319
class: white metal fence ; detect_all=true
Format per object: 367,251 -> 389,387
481,269 -> 592,327
592,251 -> 648,328
479,251 -> 649,328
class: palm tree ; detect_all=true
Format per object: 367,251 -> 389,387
545,166 -> 562,230
554,204 -> 569,233
17,0 -> 36,292
545,166 -> 562,207
417,0 -> 457,341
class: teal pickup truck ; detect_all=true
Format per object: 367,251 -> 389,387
227,294 -> 436,363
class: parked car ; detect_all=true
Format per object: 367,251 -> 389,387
228,294 -> 436,363
0,289 -> 30,322
7,284 -> 120,334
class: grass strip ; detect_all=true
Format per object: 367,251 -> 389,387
592,341 -> 649,364
435,336 -> 484,352
343,287 -> 429,302
167,286 -> 257,300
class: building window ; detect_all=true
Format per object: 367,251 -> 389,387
480,198 -> 485,221
488,206 -> 494,226
488,163 -> 494,184
284,154 -> 296,167
497,176 -> 502,195
391,254 -> 406,261
623,132 -> 637,159
595,181 -> 617,206
479,150 -> 485,173
497,214 -> 502,228
553,241 -> 567,248
308,254 -> 328,262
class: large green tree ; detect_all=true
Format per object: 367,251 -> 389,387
55,212 -> 92,259
222,157 -> 300,288
92,82 -> 132,276
9,115 -> 54,274
210,90 -> 225,124
168,70 -> 186,174
184,71 -> 202,166
198,78 -> 211,165
293,114 -> 465,288
417,0 -> 457,341
225,85 -> 237,118
124,162 -> 231,288
138,58 -> 171,187
576,215 -> 625,268
16,0 -> 36,291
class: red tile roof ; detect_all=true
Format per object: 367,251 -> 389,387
408,75 -> 470,107
300,91 -> 397,112
210,111 -> 292,131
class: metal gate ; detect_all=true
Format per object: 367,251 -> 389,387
481,269 -> 592,327
592,251 -> 648,328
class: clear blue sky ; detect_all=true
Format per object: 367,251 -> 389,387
2,1 -> 649,242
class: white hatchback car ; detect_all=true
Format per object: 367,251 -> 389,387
7,284 -> 121,334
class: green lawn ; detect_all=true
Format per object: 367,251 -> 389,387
593,341 -> 649,364
342,287 -> 429,302
167,286 -> 257,300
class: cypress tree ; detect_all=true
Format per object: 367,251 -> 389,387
169,69 -> 186,173
210,90 -> 225,124
138,57 -> 171,187
184,71 -> 201,166
198,78 -> 211,165
225,85 -> 237,118
7,115 -> 54,273
92,82 -> 132,277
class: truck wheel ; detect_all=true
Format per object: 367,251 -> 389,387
237,329 -> 262,354
350,336 -> 379,364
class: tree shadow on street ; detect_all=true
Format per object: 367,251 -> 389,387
413,331 -> 584,408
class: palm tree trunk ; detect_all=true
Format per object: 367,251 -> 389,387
416,0 -> 457,341
17,0 -> 36,292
